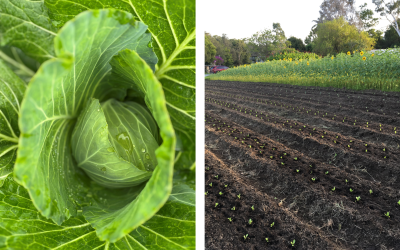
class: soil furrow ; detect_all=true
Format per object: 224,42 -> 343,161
206,101 -> 400,187
205,126 -> 400,249
207,88 -> 400,137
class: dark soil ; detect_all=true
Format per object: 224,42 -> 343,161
205,80 -> 400,250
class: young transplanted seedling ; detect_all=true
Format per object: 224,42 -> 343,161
251,205 -> 254,211
291,239 -> 296,247
228,218 -> 232,222
270,222 -> 275,227
237,194 -> 241,199
248,219 -> 253,225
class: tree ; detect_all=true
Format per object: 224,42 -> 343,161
313,17 -> 375,55
314,0 -> 362,30
205,33 -> 216,64
373,0 -> 400,37
246,23 -> 288,61
230,39 -> 250,65
358,3 -> 379,31
288,37 -> 306,51
381,19 -> 400,47
246,28 -> 275,61
272,23 -> 288,52
368,29 -> 385,48
223,48 -> 234,67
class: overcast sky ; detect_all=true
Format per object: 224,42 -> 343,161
204,0 -> 390,41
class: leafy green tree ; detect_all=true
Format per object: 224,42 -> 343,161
313,17 -> 375,55
358,3 -> 380,31
246,23 -> 288,61
231,39 -> 250,65
373,0 -> 400,37
288,37 -> 306,51
205,33 -> 216,64
246,28 -> 275,61
223,48 -> 234,67
314,0 -> 361,29
368,29 -> 385,48
381,19 -> 400,47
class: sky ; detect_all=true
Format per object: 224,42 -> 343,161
204,0 -> 390,41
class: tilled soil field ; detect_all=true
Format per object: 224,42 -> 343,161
205,80 -> 400,250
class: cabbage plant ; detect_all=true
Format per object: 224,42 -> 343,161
0,0 -> 195,248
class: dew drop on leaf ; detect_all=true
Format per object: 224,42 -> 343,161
142,148 -> 146,153
145,163 -> 152,171
145,153 -> 150,160
116,132 -> 132,151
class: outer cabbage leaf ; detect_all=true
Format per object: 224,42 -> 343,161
127,183 -> 195,249
0,177 -> 103,250
81,49 -> 176,242
14,9 -> 174,243
0,46 -> 40,83
44,0 -> 196,163
0,0 -> 57,63
0,60 -> 25,187
0,175 -> 194,249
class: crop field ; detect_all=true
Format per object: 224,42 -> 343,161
205,80 -> 400,249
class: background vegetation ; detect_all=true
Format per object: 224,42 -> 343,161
206,0 -> 400,67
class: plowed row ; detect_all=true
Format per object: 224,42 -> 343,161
205,80 -> 400,250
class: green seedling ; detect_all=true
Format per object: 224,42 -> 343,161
215,175 -> 218,179
215,203 -> 218,207
291,240 -> 296,247
355,196 -> 361,202
237,194 -> 241,199
296,169 -> 300,173
332,187 -> 335,191
209,183 -> 212,187
265,238 -> 269,242
325,171 -> 329,175
205,191 -> 208,195
369,189 -> 373,194
270,156 -> 273,159
225,184 -> 228,188
345,179 -> 348,183
311,177 -> 316,182
243,234 -> 248,240
281,162 -> 285,166
231,206 -> 236,211
219,191 -> 223,195
228,218 -> 232,222
350,188 -> 353,192
397,200 -> 400,206
283,153 -> 287,156
270,222 -> 275,227
384,212 -> 390,218
294,157 -> 298,161
206,167 -> 209,170
248,219 -> 253,225
251,205 -> 254,211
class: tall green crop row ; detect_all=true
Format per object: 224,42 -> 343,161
209,49 -> 400,92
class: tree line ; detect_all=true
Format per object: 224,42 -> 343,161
206,0 -> 400,67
